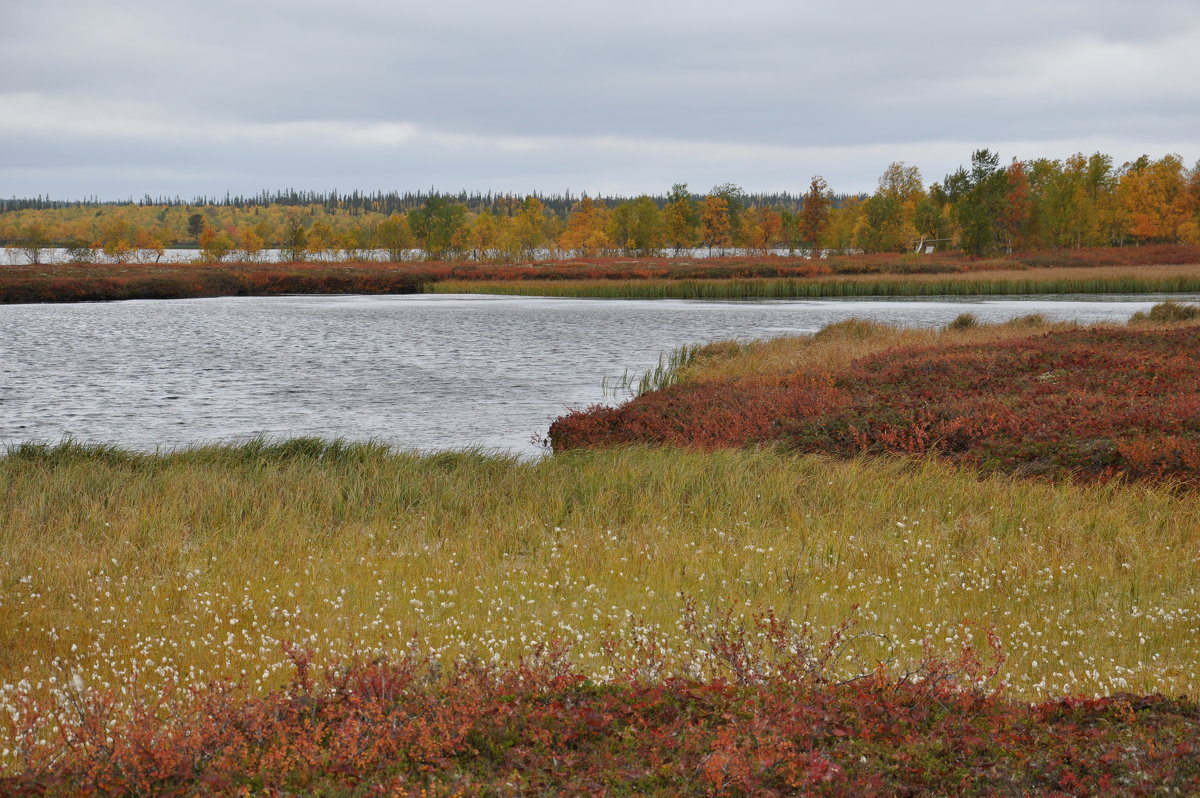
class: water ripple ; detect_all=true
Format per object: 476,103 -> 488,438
0,293 -> 1185,455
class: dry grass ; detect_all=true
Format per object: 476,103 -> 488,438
667,315 -> 1077,384
817,262 -> 1200,284
3,439 -> 1200,754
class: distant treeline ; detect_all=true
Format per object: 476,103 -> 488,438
0,188 -> 842,217
2,150 -> 1198,264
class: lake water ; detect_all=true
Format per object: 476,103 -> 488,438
0,294 -> 1189,456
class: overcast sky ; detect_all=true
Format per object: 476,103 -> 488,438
2,0 -> 1198,199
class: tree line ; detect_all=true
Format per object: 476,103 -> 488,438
2,150 -> 1198,264
0,188 -> 824,219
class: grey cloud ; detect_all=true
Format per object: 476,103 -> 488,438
2,0 -> 1197,197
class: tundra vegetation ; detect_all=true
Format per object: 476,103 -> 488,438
551,310 -> 1200,485
5,311 -> 1200,793
7,247 -> 1200,304
4,150 -> 1200,265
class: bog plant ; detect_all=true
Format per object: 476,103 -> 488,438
552,320 -> 1200,485
7,627 -> 1199,795
945,311 -> 979,330
1129,300 -> 1200,324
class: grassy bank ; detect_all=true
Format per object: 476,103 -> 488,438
3,439 -> 1199,713
430,266 -> 1200,299
552,313 -> 1200,485
6,248 -> 1200,303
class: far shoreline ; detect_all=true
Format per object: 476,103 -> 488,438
7,249 -> 1200,304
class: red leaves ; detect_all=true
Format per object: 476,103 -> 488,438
8,650 -> 1200,796
550,375 -> 843,451
552,325 -> 1200,486
806,326 -> 1200,484
0,265 -> 426,303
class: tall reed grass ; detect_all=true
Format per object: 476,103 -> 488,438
602,342 -> 716,397
428,274 -> 1200,299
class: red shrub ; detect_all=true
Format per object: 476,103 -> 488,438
6,636 -> 1200,796
550,375 -> 844,451
795,326 -> 1200,483
552,325 -> 1200,485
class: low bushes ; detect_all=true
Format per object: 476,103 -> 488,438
8,244 -> 1200,303
552,323 -> 1200,485
550,375 -> 843,451
790,325 -> 1200,483
7,627 -> 1200,795
0,265 -> 424,303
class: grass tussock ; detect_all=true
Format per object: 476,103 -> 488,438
1129,299 -> 1200,324
945,311 -> 980,330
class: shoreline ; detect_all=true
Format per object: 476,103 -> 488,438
7,250 -> 1200,304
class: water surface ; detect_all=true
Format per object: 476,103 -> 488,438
0,294 -> 1186,455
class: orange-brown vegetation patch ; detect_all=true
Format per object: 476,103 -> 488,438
6,638 -> 1200,796
551,322 -> 1200,486
5,243 -> 1200,303
0,262 -> 425,303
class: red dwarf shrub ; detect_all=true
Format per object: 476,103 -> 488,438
5,633 -> 1200,796
550,375 -> 844,451
553,325 -> 1200,486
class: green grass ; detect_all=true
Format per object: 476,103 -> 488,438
1130,299 -> 1200,323
428,274 -> 1200,299
602,341 -> 717,397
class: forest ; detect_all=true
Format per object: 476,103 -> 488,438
2,150 -> 1198,265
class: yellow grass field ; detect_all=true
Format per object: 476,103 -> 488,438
3,437 -> 1198,728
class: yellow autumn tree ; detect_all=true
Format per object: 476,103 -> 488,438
661,184 -> 697,255
198,225 -> 235,262
513,197 -> 549,260
133,226 -> 166,263
466,211 -> 500,261
375,214 -> 414,262
823,196 -> 864,255
238,228 -> 265,262
1119,154 -> 1195,243
558,198 -> 611,257
699,196 -> 732,254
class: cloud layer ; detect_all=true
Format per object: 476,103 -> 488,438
2,0 -> 1198,198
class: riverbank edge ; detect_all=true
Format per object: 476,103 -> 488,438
0,264 -> 426,304
7,256 -> 1200,303
548,312 -> 1200,489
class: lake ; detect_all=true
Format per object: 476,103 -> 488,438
0,293 -> 1188,455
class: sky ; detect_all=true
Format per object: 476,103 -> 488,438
2,0 -> 1198,200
